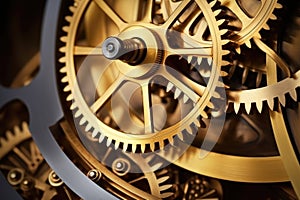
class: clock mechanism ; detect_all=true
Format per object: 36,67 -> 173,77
1,0 -> 299,199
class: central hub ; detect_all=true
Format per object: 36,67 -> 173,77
102,37 -> 146,65
102,27 -> 163,76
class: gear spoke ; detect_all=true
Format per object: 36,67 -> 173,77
162,0 -> 191,29
74,46 -> 103,56
141,84 -> 154,134
90,75 -> 125,113
93,0 -> 127,30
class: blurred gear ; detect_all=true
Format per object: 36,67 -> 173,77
1,0 -> 300,199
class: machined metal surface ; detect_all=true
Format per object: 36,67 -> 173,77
1,0 -> 300,199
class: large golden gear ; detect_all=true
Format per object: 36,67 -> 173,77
58,0 -> 230,152
1,0 -> 300,199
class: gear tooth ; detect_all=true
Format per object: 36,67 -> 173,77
65,16 -> 72,23
217,19 -> 226,26
212,91 -> 221,99
245,102 -> 252,114
221,39 -> 231,45
160,192 -> 174,198
74,110 -> 81,118
270,13 -> 277,20
256,33 -> 262,39
236,47 -> 241,54
185,125 -> 193,135
60,67 -> 67,73
197,57 -> 203,65
168,137 -> 174,145
62,26 -> 69,33
207,57 -> 212,65
234,102 -> 240,113
0,137 -> 6,145
66,94 -> 73,101
278,94 -> 286,106
61,76 -> 68,83
177,132 -> 184,141
217,81 -> 226,88
209,0 -> 218,7
22,121 -> 28,131
106,138 -> 113,147
166,82 -> 174,92
245,40 -> 252,48
255,101 -> 263,113
85,124 -> 92,132
200,110 -> 208,119
6,130 -> 14,141
59,47 -> 66,53
262,23 -> 270,30
220,29 -> 228,36
275,3 -> 283,9
187,56 -> 193,64
141,144 -> 146,153
267,98 -> 274,110
242,68 -> 249,84
157,176 -> 169,184
98,134 -> 105,143
92,129 -> 98,138
79,117 -> 86,125
179,56 -> 183,60
70,102 -> 77,110
132,144 -> 138,153
69,6 -> 76,13
63,85 -> 71,92
59,56 -> 66,63
150,143 -> 155,151
114,141 -> 120,150
174,88 -> 181,99
159,184 -> 173,191
222,49 -> 231,56
289,89 -> 297,101
214,9 -> 222,17
183,94 -> 189,104
221,60 -> 231,66
207,101 -> 215,109
60,36 -> 67,43
13,125 -> 21,134
159,140 -> 164,150
193,119 -> 201,128
220,71 -> 229,77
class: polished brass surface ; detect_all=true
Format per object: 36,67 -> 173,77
1,0 -> 300,199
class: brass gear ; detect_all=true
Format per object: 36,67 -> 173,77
58,0 -> 230,152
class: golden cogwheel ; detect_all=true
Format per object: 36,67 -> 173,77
58,0 -> 230,152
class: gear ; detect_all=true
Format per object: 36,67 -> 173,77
58,0 -> 230,152
0,122 -> 79,199
227,69 -> 300,114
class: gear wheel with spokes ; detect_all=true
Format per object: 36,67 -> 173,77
57,0 -> 231,153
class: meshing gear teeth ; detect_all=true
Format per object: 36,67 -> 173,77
220,0 -> 284,84
58,0 -> 230,153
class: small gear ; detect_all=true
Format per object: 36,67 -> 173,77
58,0 -> 231,152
